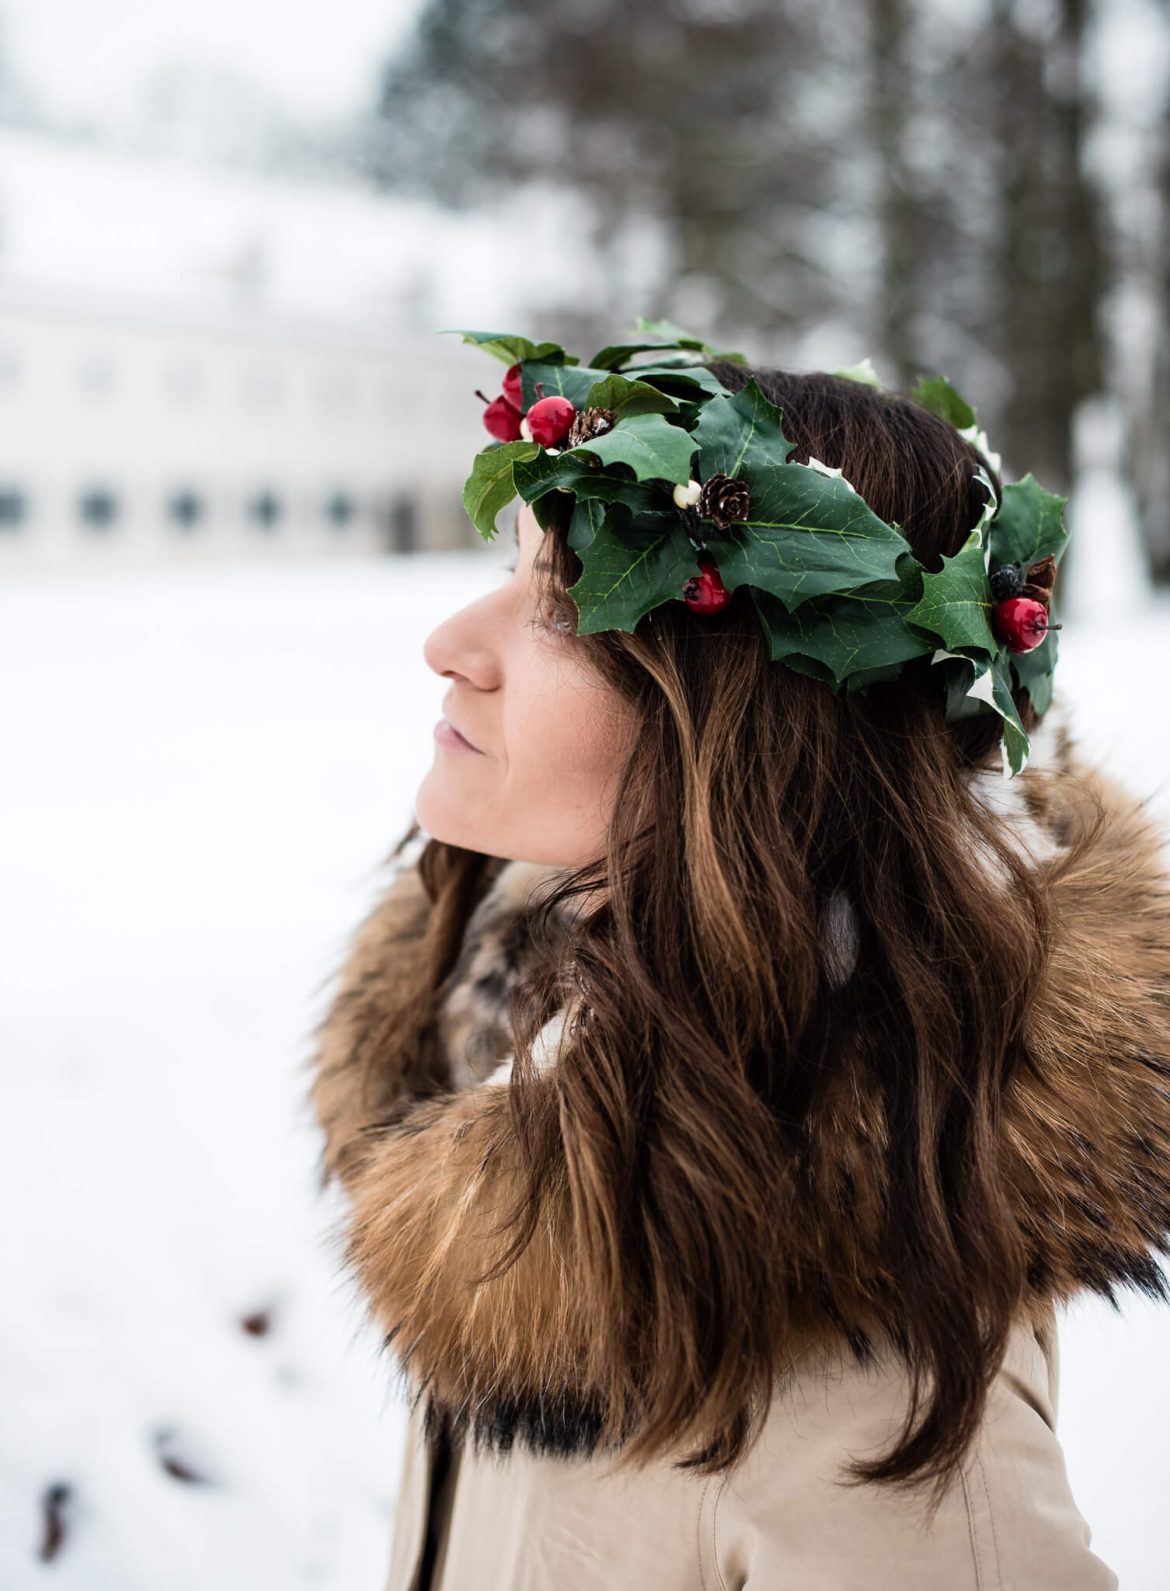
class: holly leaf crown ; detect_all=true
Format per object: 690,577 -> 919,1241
445,318 -> 1068,779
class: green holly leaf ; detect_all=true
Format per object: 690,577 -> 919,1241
932,648 -> 1030,776
988,656 -> 1030,778
590,343 -> 674,370
568,412 -> 697,485
589,342 -> 724,370
519,361 -> 615,408
613,363 -> 731,400
518,355 -> 723,410
581,372 -> 681,417
747,560 -> 932,686
990,475 -> 1069,570
1009,624 -> 1060,715
567,497 -> 607,554
934,650 -> 993,724
833,358 -> 883,390
440,329 -> 574,366
767,651 -> 838,687
512,449 -> 662,516
910,374 -> 977,431
631,317 -> 747,362
598,350 -> 729,377
462,439 -> 540,539
844,659 -> 907,693
567,505 -> 700,634
690,377 -> 796,480
704,470 -> 913,611
904,526 -> 997,655
530,493 -> 566,532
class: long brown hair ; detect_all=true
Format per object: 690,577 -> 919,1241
376,363 -> 1105,1514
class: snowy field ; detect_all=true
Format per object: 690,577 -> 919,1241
1,551 -> 1168,1589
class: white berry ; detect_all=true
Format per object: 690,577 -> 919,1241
673,479 -> 703,509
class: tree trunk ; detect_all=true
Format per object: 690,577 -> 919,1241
989,0 -> 1106,499
869,0 -> 920,388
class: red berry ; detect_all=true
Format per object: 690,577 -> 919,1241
991,596 -> 1052,653
480,392 -> 524,442
502,361 -> 524,410
526,395 -> 577,446
682,555 -> 731,614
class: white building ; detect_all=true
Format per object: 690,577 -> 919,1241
0,285 -> 495,570
0,126 -> 596,571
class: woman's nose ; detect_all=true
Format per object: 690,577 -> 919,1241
423,597 -> 500,688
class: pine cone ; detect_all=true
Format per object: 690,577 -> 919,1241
1021,553 -> 1057,607
697,472 -> 751,529
567,405 -> 617,448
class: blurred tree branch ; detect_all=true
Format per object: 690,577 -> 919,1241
358,0 -> 1166,578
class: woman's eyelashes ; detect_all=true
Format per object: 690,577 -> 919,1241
496,557 -> 572,632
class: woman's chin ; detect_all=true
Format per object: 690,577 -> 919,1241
414,775 -> 485,853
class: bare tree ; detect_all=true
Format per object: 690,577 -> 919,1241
361,0 -> 1166,581
983,0 -> 1107,490
1132,0 -> 1170,581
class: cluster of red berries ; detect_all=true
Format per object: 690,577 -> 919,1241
478,363 -> 578,447
989,561 -> 1059,654
682,553 -> 730,614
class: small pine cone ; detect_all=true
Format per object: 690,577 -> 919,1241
567,405 -> 617,448
1020,552 -> 1057,607
697,471 -> 751,529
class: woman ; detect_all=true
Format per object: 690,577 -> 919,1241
307,349 -> 1170,1589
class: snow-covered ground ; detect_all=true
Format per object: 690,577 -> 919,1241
1,554 -> 1168,1589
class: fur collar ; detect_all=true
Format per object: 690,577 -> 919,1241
308,703 -> 1170,1461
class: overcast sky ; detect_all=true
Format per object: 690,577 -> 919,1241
3,0 -> 424,121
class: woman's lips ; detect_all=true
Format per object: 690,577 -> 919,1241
434,717 -> 483,754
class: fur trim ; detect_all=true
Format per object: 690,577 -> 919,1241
307,698 -> 1170,1462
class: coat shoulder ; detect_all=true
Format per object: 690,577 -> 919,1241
707,1314 -> 1118,1590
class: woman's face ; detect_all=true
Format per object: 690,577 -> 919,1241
415,501 -> 639,866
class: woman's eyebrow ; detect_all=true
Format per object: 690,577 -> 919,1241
510,505 -> 554,573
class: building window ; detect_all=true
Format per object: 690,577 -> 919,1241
324,491 -> 356,529
0,486 -> 27,531
78,487 -> 119,531
388,492 -> 417,553
247,490 -> 282,530
168,489 -> 205,531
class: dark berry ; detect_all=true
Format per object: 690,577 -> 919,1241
989,561 -> 1023,601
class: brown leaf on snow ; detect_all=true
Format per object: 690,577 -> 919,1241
39,1481 -> 71,1561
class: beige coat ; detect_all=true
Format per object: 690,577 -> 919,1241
385,1303 -> 1110,1589
308,708 -> 1170,1590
